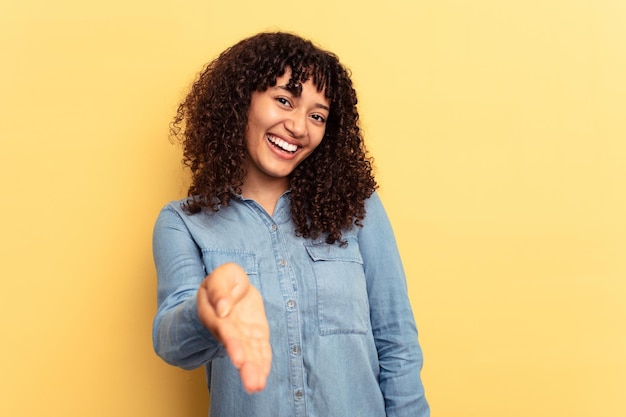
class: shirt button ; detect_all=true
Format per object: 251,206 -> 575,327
279,259 -> 286,267
291,345 -> 300,355
271,224 -> 277,231
294,390 -> 303,400
287,300 -> 296,309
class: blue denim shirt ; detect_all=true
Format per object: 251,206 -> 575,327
152,191 -> 429,417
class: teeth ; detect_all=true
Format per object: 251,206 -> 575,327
267,135 -> 297,153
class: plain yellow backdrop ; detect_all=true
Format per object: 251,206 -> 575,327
1,1 -> 624,416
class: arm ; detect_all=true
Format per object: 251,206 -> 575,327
359,193 -> 430,417
152,206 -> 220,369
152,206 -> 271,392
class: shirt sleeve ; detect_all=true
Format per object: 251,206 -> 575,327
151,205 -> 225,369
359,193 -> 430,417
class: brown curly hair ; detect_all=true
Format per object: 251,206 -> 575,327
170,32 -> 377,244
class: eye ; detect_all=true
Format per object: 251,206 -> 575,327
310,113 -> 326,123
275,96 -> 292,107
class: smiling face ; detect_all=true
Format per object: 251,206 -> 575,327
242,69 -> 330,194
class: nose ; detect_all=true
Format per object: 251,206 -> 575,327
285,110 -> 307,138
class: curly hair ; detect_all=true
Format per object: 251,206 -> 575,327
170,32 -> 377,244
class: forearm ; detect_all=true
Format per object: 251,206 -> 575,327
376,322 -> 429,417
153,288 -> 225,370
152,206 -> 226,369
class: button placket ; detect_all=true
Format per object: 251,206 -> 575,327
263,204 -> 305,415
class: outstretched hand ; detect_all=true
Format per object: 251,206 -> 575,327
197,262 -> 271,394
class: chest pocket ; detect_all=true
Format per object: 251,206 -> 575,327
305,240 -> 370,335
201,249 -> 260,290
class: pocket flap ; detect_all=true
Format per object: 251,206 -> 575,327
201,249 -> 258,275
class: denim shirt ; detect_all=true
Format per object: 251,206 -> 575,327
152,191 -> 429,417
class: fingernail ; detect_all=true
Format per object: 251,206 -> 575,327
216,299 -> 230,317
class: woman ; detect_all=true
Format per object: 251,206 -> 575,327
152,31 -> 429,416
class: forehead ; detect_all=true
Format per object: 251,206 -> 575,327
272,69 -> 328,101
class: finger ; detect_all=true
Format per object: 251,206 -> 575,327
221,323 -> 271,392
216,322 -> 263,363
205,263 -> 250,317
222,332 -> 246,369
242,335 -> 272,393
240,362 -> 266,394
260,337 -> 272,379
196,286 -> 241,342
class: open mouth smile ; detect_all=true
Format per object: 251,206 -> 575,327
267,134 -> 298,154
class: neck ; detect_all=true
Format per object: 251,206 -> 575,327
241,177 -> 288,216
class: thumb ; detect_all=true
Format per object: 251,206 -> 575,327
205,262 -> 249,318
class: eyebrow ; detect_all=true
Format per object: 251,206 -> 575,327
314,102 -> 330,112
275,85 -> 330,112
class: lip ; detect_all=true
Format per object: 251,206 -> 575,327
265,134 -> 300,159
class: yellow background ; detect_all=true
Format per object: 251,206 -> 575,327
1,1 -> 624,416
